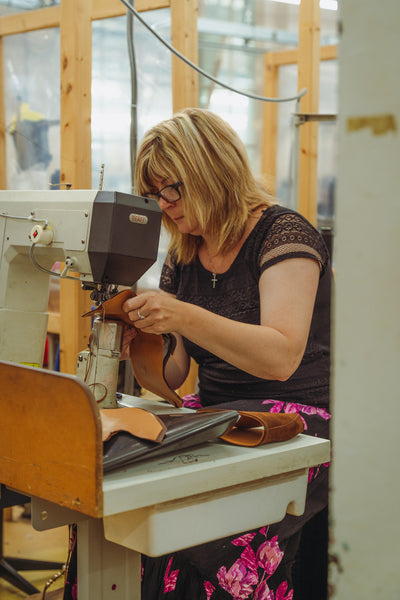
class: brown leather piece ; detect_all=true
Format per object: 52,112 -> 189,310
198,409 -> 304,446
82,290 -> 183,408
100,407 -> 167,443
128,329 -> 183,408
82,288 -> 136,325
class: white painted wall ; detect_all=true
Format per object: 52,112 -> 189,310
330,0 -> 400,597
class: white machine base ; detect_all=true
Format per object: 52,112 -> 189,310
102,469 -> 307,556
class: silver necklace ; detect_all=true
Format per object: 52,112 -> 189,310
205,246 -> 219,288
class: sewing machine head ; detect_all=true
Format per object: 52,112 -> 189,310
0,189 -> 162,369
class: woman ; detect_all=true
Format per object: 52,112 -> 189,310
122,108 -> 331,600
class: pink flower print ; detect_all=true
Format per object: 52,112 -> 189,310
256,535 -> 283,576
217,559 -> 259,599
204,580 -> 215,599
262,400 -> 331,432
239,545 -> 258,574
253,580 -> 274,600
308,461 -> 330,481
232,532 -> 257,547
296,404 -> 330,420
262,399 -> 331,422
275,581 -> 293,600
163,556 -> 179,593
263,400 -> 285,413
182,393 -> 203,409
251,579 -> 294,600
261,401 -> 307,429
72,583 -> 78,600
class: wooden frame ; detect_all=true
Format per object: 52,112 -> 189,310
262,0 -> 337,224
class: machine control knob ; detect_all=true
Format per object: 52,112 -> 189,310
30,224 -> 54,245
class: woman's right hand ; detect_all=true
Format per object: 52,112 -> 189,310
120,324 -> 138,360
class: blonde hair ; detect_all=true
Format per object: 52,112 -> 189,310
134,107 -> 274,264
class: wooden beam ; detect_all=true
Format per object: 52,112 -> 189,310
170,0 -> 199,394
297,0 -> 321,224
267,44 -> 337,68
0,6 -> 60,36
0,37 -> 5,190
91,0 -> 170,20
321,44 -> 337,61
0,0 -> 171,37
59,273 -> 92,374
60,0 -> 92,190
269,48 -> 299,68
170,0 -> 199,112
262,53 -> 279,195
59,0 -> 93,373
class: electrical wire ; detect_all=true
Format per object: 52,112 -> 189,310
118,0 -> 307,104
0,211 -> 49,228
28,244 -> 82,281
126,7 -> 138,191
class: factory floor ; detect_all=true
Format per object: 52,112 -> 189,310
0,507 -> 68,599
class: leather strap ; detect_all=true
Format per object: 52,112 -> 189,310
82,290 -> 182,408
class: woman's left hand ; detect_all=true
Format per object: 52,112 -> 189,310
122,291 -> 182,335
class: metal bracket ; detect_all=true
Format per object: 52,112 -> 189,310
293,113 -> 337,126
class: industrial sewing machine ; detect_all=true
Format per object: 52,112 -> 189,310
0,189 -> 162,405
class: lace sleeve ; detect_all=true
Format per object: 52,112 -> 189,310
259,212 -> 329,274
159,252 -> 179,294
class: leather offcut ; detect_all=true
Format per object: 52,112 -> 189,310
100,406 -> 167,443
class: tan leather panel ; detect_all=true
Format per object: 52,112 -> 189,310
100,407 -> 167,443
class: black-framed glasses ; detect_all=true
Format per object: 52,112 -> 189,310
145,181 -> 183,204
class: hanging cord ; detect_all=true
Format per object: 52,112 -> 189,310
126,6 -> 138,192
119,0 -> 307,104
42,564 -> 67,599
29,245 -> 84,281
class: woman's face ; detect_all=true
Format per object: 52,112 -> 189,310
148,176 -> 203,236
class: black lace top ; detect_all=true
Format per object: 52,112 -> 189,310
160,205 -> 331,407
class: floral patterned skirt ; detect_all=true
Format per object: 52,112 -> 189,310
140,395 -> 331,600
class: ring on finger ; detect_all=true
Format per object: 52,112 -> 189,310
137,308 -> 145,320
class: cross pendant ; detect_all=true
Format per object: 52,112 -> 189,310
211,273 -> 218,288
